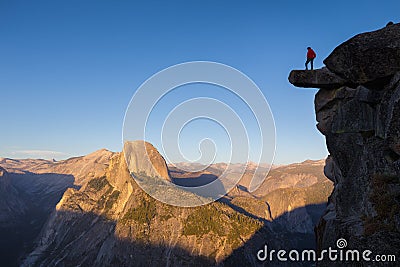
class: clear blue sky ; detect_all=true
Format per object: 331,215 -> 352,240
0,0 -> 398,164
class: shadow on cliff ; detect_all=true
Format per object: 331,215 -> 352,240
219,197 -> 271,224
0,172 -> 77,267
21,210 -> 213,267
172,173 -> 218,187
19,203 -> 328,267
171,173 -> 232,199
223,203 -> 328,266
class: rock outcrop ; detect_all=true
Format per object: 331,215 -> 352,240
289,23 -> 400,263
324,23 -> 400,84
290,23 -> 400,88
289,67 -> 348,89
124,140 -> 171,182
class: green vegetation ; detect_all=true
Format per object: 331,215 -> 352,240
183,205 -> 225,236
226,211 -> 262,247
159,205 -> 174,222
87,176 -> 109,191
364,173 -> 400,236
105,190 -> 120,211
86,176 -> 121,216
131,171 -> 168,193
97,187 -> 113,210
182,203 -> 262,243
231,197 -> 266,219
122,197 -> 157,224
229,209 -> 263,231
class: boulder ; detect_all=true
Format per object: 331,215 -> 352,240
324,23 -> 400,84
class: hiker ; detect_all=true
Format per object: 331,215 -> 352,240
305,47 -> 316,70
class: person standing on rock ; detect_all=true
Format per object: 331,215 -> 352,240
305,47 -> 316,70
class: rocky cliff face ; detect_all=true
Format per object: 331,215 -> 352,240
289,23 -> 400,262
124,140 -> 171,182
254,160 -> 333,234
0,167 -> 26,227
0,167 -> 28,266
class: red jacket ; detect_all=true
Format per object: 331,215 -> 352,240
307,48 -> 316,59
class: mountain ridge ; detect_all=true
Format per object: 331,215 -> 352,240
0,146 -> 332,266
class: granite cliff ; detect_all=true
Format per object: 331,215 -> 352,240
0,167 -> 26,227
289,23 -> 400,263
124,140 -> 171,182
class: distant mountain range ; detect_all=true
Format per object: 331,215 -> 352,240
0,144 -> 332,266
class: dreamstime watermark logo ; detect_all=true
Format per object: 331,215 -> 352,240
336,238 -> 347,249
122,61 -> 276,207
257,238 -> 396,263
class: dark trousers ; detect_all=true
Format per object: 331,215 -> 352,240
305,58 -> 314,70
